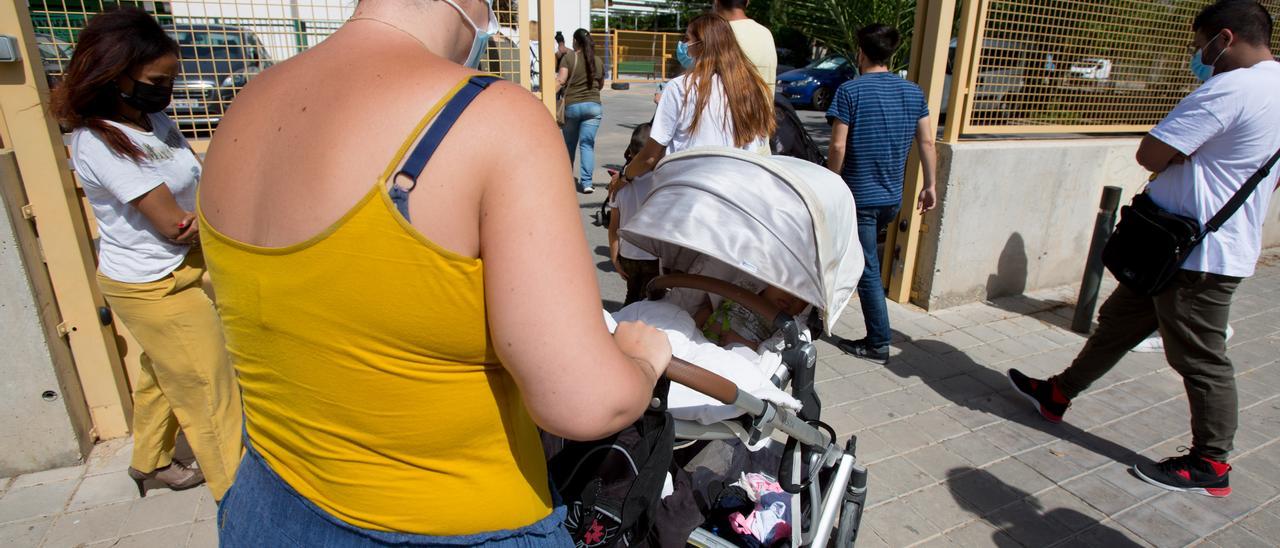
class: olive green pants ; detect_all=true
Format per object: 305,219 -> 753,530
97,251 -> 242,499
1057,270 -> 1240,461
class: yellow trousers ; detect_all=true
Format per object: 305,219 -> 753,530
97,250 -> 242,500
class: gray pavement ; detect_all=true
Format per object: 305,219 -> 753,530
2,86 -> 1278,547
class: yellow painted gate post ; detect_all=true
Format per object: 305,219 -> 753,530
537,0 -> 556,112
885,0 -> 958,304
0,0 -> 132,438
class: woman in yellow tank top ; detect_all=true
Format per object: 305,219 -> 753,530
197,0 -> 672,544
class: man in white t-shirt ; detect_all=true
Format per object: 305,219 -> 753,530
1009,0 -> 1279,498
714,0 -> 777,95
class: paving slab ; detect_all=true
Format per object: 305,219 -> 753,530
1111,504 -> 1199,547
40,501 -> 130,548
9,466 -> 84,490
110,522 -> 192,548
0,517 -> 53,547
66,473 -> 138,513
0,479 -> 78,525
118,489 -> 202,537
864,498 -> 940,546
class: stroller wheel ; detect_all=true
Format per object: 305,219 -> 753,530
833,496 -> 864,546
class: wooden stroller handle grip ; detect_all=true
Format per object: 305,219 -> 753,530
665,357 -> 739,405
647,273 -> 785,327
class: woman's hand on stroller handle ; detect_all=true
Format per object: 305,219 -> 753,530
613,321 -> 672,384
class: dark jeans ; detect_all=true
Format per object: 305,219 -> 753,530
1057,270 -> 1241,461
855,205 -> 900,348
619,256 -> 661,306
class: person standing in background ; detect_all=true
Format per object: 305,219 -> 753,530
826,23 -> 938,366
50,7 -> 242,501
1010,0 -> 1279,499
554,31 -> 570,63
614,14 -> 775,187
559,28 -> 605,194
713,0 -> 777,95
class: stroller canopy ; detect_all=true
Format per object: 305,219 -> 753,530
620,148 -> 864,333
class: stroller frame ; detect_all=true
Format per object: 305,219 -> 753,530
650,274 -> 867,547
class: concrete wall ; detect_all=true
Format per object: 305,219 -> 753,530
0,151 -> 93,476
914,138 -> 1280,310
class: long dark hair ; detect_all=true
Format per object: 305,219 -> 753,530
684,15 -> 774,148
50,7 -> 179,161
572,28 -> 598,89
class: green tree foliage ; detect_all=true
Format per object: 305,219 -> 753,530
779,0 -> 917,71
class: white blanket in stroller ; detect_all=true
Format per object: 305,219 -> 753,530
606,301 -> 802,425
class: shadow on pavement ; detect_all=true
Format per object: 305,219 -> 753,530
946,466 -> 1142,547
827,330 -> 1147,468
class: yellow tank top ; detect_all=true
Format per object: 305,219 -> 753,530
198,77 -> 552,535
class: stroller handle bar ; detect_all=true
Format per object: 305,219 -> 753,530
646,274 -> 788,332
667,357 -> 740,407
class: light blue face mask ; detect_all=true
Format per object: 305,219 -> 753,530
676,40 -> 697,70
442,0 -> 499,69
1190,32 -> 1227,82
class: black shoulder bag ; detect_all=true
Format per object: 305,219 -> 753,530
1103,147 -> 1280,296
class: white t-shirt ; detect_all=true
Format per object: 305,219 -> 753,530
650,74 -> 769,155
1147,60 -> 1280,278
729,19 -> 777,95
607,174 -> 658,261
72,113 -> 201,283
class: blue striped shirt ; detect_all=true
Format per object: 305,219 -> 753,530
827,73 -> 928,207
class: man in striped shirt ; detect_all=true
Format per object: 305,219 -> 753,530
827,23 -> 939,364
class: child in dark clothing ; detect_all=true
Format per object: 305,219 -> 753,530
608,122 -> 662,305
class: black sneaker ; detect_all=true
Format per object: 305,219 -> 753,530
836,338 -> 889,365
1007,368 -> 1070,423
1133,450 -> 1231,497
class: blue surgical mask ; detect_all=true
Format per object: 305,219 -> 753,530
1190,32 -> 1226,82
677,41 -> 699,70
442,0 -> 499,69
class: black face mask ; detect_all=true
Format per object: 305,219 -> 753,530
120,79 -> 173,113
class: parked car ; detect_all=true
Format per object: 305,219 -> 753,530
34,33 -> 73,89
776,55 -> 855,111
163,23 -> 273,131
940,38 -> 1032,119
1068,58 -> 1112,81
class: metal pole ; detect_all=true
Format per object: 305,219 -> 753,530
1072,186 -> 1123,333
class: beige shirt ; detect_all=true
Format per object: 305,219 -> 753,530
730,18 -> 778,95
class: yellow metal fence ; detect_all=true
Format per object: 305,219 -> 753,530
951,0 -> 1280,134
566,30 -> 682,84
30,0 -> 531,139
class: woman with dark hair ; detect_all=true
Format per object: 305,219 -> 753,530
613,14 -> 775,188
50,7 -> 242,501
557,28 -> 605,194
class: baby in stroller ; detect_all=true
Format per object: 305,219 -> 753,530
694,286 -> 809,352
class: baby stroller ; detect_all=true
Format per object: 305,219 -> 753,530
560,147 -> 869,547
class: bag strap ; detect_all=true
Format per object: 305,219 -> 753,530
1203,146 -> 1280,235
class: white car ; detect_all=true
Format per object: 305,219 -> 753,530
1069,58 -> 1112,80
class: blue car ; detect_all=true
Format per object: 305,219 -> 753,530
777,55 -> 856,111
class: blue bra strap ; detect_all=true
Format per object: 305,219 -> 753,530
391,75 -> 501,221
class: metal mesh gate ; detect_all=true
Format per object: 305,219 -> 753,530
29,0 -> 531,139
953,0 -> 1280,134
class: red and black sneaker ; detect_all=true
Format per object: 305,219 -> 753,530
1006,368 -> 1071,423
1133,451 -> 1231,497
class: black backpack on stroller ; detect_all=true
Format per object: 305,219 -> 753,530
771,94 -> 826,165
546,381 -> 675,547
